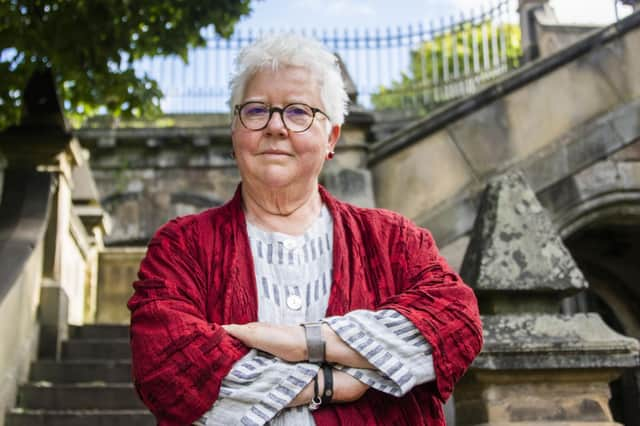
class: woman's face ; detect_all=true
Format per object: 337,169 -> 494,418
231,66 -> 340,190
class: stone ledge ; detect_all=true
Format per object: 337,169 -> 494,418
474,314 -> 640,370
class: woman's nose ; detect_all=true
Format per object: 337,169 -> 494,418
265,110 -> 287,135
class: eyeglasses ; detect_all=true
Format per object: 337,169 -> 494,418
234,102 -> 330,133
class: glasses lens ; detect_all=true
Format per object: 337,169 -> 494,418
240,102 -> 269,130
283,104 -> 314,132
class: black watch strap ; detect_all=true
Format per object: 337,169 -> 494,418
322,364 -> 333,404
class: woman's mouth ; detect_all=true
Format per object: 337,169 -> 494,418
261,150 -> 291,156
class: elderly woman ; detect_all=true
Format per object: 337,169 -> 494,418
129,34 -> 482,426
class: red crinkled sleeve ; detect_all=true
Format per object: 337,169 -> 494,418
378,217 -> 483,402
128,217 -> 249,426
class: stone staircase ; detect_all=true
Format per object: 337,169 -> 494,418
5,325 -> 154,426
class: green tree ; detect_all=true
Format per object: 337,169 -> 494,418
0,0 -> 252,128
371,22 -> 521,111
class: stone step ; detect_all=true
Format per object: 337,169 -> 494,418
69,324 -> 129,340
17,384 -> 144,410
5,409 -> 154,426
62,339 -> 130,360
29,360 -> 132,383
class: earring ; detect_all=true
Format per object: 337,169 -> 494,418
327,151 -> 335,160
230,150 -> 236,159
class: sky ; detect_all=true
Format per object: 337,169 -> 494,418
233,0 -> 634,31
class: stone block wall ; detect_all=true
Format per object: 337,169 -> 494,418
96,248 -> 147,323
0,241 -> 43,426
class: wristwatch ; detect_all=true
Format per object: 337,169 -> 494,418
300,322 -> 325,363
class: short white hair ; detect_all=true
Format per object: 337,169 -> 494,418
228,33 -> 349,126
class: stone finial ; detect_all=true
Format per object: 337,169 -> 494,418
517,0 -> 548,8
456,170 -> 640,425
461,171 -> 587,308
335,54 -> 358,104
20,68 -> 68,130
518,0 -> 556,62
0,68 -> 79,169
620,0 -> 639,10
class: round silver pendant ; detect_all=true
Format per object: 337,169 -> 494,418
286,294 -> 302,311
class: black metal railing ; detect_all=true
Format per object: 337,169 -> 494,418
135,0 -> 520,114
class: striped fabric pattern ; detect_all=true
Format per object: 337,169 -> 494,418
325,310 -> 434,397
195,352 -> 318,426
196,206 -> 434,426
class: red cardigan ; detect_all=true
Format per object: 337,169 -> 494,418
129,186 -> 483,425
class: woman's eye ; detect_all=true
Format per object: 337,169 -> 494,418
286,106 -> 310,116
245,105 -> 268,115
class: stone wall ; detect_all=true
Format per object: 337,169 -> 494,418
369,11 -> 640,249
537,23 -> 601,58
96,248 -> 147,324
51,172 -> 95,325
0,240 -> 43,426
98,166 -> 239,244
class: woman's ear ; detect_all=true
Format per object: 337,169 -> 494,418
328,125 -> 341,152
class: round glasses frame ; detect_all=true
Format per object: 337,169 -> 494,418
234,102 -> 330,133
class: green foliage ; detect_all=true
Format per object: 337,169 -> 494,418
371,22 -> 522,111
0,0 -> 252,129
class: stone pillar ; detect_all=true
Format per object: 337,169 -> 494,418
42,156 -> 75,284
621,0 -> 640,12
72,157 -> 111,324
456,171 -> 640,425
322,161 -> 375,208
96,248 -> 146,323
319,55 -> 377,208
322,108 -> 376,208
519,0 -> 550,62
38,282 -> 69,360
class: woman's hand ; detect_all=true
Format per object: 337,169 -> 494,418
222,322 -> 307,362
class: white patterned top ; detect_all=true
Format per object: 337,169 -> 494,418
195,206 -> 434,426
